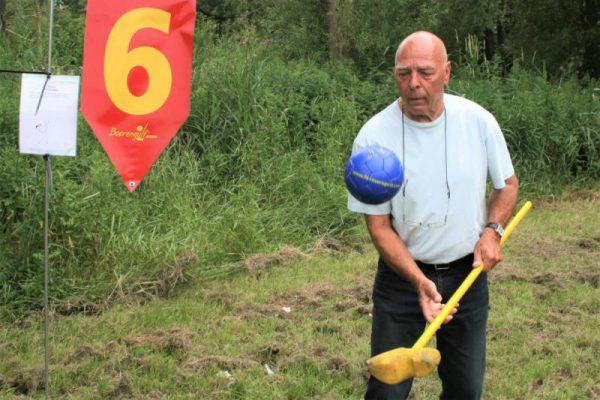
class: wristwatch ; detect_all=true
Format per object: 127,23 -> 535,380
485,222 -> 505,238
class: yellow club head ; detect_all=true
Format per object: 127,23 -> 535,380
366,347 -> 441,384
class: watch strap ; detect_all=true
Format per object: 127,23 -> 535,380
485,222 -> 505,238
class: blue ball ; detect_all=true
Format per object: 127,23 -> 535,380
345,145 -> 404,205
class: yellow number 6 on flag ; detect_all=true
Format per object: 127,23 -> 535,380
104,8 -> 173,116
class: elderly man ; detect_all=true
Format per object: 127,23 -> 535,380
348,31 -> 519,399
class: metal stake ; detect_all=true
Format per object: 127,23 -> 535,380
43,154 -> 51,400
43,1 -> 55,398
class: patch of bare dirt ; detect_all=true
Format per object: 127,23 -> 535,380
57,330 -> 201,374
490,262 -> 529,283
214,283 -> 336,321
125,355 -> 155,369
513,235 -> 579,261
238,245 -> 308,276
0,342 -> 15,355
274,277 -> 371,312
336,277 -> 373,313
0,366 -> 44,396
312,237 -> 355,254
588,385 -> 600,400
223,277 -> 372,323
328,356 -> 351,372
225,305 -> 270,321
573,268 -> 600,288
146,389 -> 165,399
53,298 -> 108,316
492,264 -> 600,291
122,328 -> 194,354
335,299 -> 370,315
105,371 -> 133,398
576,236 -> 600,252
215,315 -> 244,326
256,344 -> 281,364
531,272 -> 568,292
61,344 -> 103,365
277,282 -> 335,309
530,378 -> 544,391
202,284 -> 235,308
277,345 -> 354,376
182,355 -> 258,373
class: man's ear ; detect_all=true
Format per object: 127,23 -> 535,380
444,61 -> 451,85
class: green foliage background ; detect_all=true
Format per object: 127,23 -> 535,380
0,0 -> 598,315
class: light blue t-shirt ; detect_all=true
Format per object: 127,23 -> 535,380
348,94 -> 515,264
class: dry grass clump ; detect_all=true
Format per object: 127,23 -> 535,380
238,245 -> 308,276
61,344 -> 103,365
123,328 -> 194,354
0,366 -> 44,396
182,355 -> 258,374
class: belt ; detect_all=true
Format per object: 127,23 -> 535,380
416,254 -> 473,271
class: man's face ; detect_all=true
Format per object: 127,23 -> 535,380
394,38 -> 451,122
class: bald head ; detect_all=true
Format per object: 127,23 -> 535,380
395,31 -> 448,67
393,31 -> 451,122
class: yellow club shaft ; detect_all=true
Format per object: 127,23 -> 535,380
412,201 -> 533,349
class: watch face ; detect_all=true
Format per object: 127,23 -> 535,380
486,222 -> 503,236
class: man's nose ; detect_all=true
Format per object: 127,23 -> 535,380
408,71 -> 420,89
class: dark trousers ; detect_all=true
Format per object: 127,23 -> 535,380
365,254 -> 489,400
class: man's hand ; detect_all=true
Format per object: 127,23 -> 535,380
473,229 -> 503,272
416,278 -> 457,324
475,174 -> 519,272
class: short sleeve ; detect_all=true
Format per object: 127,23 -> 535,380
484,114 -> 515,189
347,192 -> 392,215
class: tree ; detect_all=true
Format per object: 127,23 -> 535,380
326,0 -> 342,58
505,0 -> 599,78
0,0 -> 5,30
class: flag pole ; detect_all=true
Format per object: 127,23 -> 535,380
43,1 -> 55,399
43,154 -> 51,400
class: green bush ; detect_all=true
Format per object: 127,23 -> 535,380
0,27 -> 368,313
450,61 -> 599,193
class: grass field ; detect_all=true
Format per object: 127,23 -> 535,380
1,192 -> 599,399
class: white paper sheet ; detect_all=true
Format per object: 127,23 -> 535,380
19,74 -> 80,156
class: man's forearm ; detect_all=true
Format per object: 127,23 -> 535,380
364,214 -> 452,323
487,175 -> 519,227
364,215 -> 425,288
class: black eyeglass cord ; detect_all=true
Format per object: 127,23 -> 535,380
401,103 -> 451,222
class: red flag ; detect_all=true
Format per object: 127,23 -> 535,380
81,0 -> 196,191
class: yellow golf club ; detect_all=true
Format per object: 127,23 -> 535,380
366,201 -> 533,384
